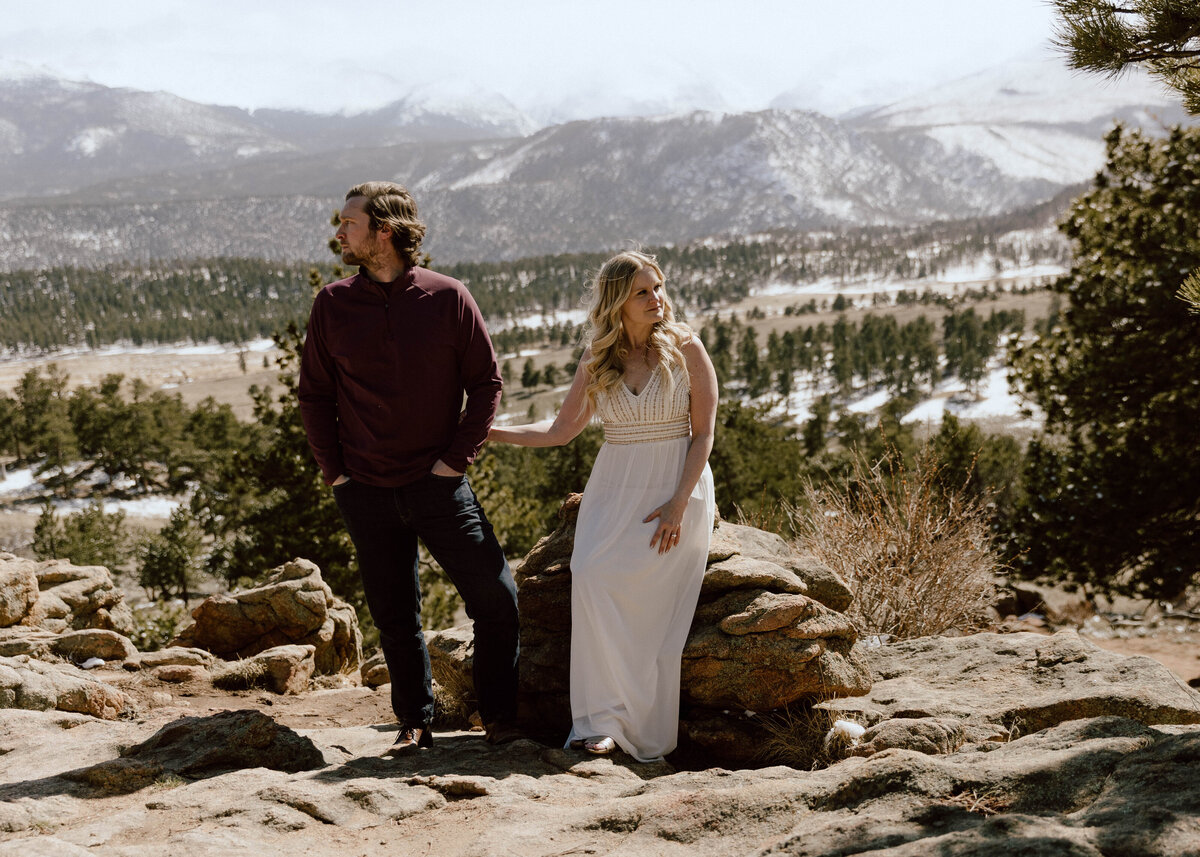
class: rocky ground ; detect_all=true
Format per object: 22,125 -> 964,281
2,628 -> 1198,857
1,523 -> 1198,856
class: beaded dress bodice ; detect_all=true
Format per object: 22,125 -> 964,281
595,363 -> 691,444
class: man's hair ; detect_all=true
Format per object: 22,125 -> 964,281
345,181 -> 427,267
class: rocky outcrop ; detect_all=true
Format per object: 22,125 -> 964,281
0,700 -> 1197,855
0,627 -> 1195,855
820,629 -> 1200,745
0,553 -> 134,634
2,511 -> 1197,853
62,709 -> 326,794
0,557 -> 38,627
359,649 -> 388,688
0,654 -> 129,719
509,495 -> 869,762
0,626 -> 137,665
171,558 -> 362,676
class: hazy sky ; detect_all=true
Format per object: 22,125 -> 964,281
1,1 -> 1061,117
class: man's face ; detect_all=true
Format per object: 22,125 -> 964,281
335,196 -> 387,268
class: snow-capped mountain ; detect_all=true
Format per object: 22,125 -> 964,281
0,53 -> 1192,269
0,108 -> 1063,268
0,69 -> 535,201
410,109 -> 1058,252
848,52 -> 1188,185
251,80 -> 537,149
0,70 -> 300,198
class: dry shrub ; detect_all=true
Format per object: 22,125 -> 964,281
211,659 -> 270,691
946,788 -> 1009,816
790,448 -> 999,641
756,703 -> 860,770
431,677 -> 475,730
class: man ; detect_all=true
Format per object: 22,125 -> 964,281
298,181 -> 519,755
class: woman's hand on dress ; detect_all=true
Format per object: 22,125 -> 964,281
644,497 -> 687,554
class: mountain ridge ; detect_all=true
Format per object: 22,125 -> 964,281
0,59 -> 1188,267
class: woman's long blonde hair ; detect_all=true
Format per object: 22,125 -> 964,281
582,251 -> 692,407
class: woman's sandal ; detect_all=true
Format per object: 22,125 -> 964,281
580,736 -> 616,755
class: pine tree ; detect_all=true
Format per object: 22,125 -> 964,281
521,358 -> 540,389
32,501 -> 129,569
138,506 -> 203,603
193,322 -> 358,601
1053,1 -> 1200,313
1010,124 -> 1200,599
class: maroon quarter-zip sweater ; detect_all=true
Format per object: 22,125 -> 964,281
298,267 -> 502,486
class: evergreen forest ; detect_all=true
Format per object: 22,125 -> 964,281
0,209 -> 1067,354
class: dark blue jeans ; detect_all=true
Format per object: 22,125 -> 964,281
333,473 -> 519,728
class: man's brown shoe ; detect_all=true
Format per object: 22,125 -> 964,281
382,724 -> 432,757
484,721 -> 523,745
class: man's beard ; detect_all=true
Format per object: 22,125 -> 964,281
341,245 -> 375,268
341,249 -> 362,266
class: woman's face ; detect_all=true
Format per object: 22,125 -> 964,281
619,267 -> 665,331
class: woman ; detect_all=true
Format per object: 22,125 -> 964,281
488,250 -> 718,762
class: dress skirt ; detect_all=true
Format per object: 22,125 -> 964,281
566,435 -> 715,762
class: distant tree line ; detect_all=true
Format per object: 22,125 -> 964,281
699,306 -> 1026,403
0,215 -> 1067,353
0,260 -> 333,351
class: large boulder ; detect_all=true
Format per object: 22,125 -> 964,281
0,627 -> 136,664
51,629 -> 137,663
512,494 -> 870,763
682,588 -> 866,710
0,555 -> 39,627
15,557 -> 134,635
0,655 -> 129,719
171,558 -> 362,676
63,709 -> 325,794
248,644 -> 317,695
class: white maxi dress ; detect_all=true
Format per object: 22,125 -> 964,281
566,362 -> 715,762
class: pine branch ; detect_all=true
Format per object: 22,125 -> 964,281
1052,0 -> 1200,112
1178,270 -> 1200,315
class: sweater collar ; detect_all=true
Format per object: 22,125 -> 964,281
354,266 -> 416,298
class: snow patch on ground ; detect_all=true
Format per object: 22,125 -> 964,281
0,466 -> 182,519
0,338 -> 276,364
490,308 -> 588,333
749,262 -> 1063,302
765,358 -> 1041,431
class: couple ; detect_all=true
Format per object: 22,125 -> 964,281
298,181 -> 717,763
